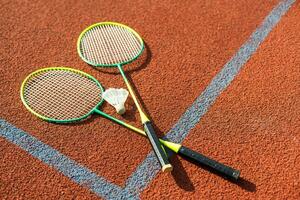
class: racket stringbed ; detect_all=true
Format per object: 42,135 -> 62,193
78,22 -> 144,66
21,67 -> 103,122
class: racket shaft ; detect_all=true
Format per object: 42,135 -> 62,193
144,122 -> 172,172
178,146 -> 240,179
117,65 -> 148,123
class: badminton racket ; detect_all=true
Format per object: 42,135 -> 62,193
77,22 -> 172,172
20,67 -> 240,179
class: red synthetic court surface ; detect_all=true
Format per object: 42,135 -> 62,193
0,0 -> 299,199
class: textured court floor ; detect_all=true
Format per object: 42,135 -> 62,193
0,0 -> 299,199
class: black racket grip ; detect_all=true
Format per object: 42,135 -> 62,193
178,146 -> 240,179
144,122 -> 173,172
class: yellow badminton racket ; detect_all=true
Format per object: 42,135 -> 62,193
77,22 -> 172,172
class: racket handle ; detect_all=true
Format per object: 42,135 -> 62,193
178,146 -> 240,180
144,122 -> 173,172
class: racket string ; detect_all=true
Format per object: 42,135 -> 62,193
81,27 -> 109,64
26,73 -> 75,118
111,25 -> 141,61
28,75 -> 98,119
90,27 -> 111,64
84,30 -> 104,64
23,69 -> 102,120
113,25 -> 137,62
108,25 -> 133,63
94,26 -> 111,64
100,25 -> 120,64
117,26 -> 141,57
106,25 -> 127,64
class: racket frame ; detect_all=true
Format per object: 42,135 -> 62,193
20,67 -> 105,123
77,22 -> 145,68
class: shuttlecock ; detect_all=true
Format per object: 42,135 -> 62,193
102,88 -> 129,115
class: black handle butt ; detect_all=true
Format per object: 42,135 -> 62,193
178,146 -> 240,180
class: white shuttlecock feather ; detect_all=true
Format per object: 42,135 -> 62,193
102,88 -> 129,115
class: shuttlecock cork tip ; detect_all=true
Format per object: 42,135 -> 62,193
115,103 -> 126,115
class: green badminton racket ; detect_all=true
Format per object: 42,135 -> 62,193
77,22 -> 172,172
20,67 -> 240,179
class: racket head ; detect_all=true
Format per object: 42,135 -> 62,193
77,22 -> 144,67
20,67 -> 104,123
